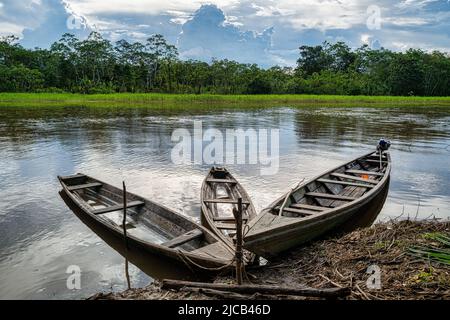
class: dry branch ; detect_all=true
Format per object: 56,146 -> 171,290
161,279 -> 350,298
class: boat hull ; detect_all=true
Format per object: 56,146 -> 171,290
59,175 -> 235,271
244,178 -> 390,257
200,168 -> 256,249
243,151 -> 391,258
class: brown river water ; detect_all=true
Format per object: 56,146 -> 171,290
0,105 -> 449,299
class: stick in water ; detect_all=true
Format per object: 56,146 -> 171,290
123,181 -> 131,289
233,197 -> 243,285
125,258 -> 131,290
122,181 -> 128,249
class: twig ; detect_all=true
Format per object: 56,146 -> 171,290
355,283 -> 371,300
318,274 -> 344,288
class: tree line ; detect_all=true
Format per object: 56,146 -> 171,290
1,32 -> 449,96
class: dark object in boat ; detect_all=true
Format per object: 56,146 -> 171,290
243,150 -> 392,258
58,174 -> 235,271
377,138 -> 391,152
201,167 -> 257,256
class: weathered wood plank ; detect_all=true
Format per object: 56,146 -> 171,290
161,279 -> 351,298
345,170 -> 384,176
93,201 -> 144,215
206,179 -> 237,184
318,178 -> 374,189
162,229 -> 203,248
191,242 -> 235,261
290,203 -> 328,211
68,182 -> 102,191
203,199 -> 250,205
213,216 -> 249,222
216,223 -> 237,230
305,192 -> 357,201
331,173 -> 379,184
361,159 -> 388,164
281,207 -> 314,216
59,173 -> 86,180
274,205 -> 315,216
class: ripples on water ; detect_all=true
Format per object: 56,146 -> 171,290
0,105 -> 449,299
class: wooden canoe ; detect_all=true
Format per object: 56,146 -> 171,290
58,174 -> 235,271
243,150 -> 391,258
201,167 -> 257,254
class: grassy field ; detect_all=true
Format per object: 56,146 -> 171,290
1,93 -> 450,108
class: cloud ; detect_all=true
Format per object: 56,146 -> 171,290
67,0 -> 239,14
21,0 -> 92,48
0,0 -> 449,66
178,4 -> 275,67
0,0 -> 92,47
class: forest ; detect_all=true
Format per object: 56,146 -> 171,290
1,32 -> 450,96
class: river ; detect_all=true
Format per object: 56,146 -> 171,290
0,105 -> 449,299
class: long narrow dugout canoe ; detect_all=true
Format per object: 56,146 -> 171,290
201,167 -> 257,259
243,150 -> 391,258
58,174 -> 235,271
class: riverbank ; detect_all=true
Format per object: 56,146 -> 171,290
92,220 -> 450,300
1,93 -> 450,108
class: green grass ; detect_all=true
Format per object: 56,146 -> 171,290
1,92 -> 450,108
409,233 -> 450,266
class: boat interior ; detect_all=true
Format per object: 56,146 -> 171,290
203,168 -> 253,237
270,152 -> 389,218
59,174 -> 221,254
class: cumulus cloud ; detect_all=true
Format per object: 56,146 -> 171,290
0,0 -> 92,47
178,4 -> 275,67
0,0 -> 449,66
66,0 -> 239,15
21,0 -> 92,48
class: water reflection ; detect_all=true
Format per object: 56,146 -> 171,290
0,105 -> 449,299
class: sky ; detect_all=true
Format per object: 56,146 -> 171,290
0,0 -> 449,67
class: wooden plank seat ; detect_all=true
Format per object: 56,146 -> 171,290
366,155 -> 388,159
216,223 -> 237,230
203,199 -> 250,205
361,159 -> 388,164
93,201 -> 144,215
68,182 -> 102,191
318,178 -> 374,189
290,203 -> 328,211
345,170 -> 384,176
213,216 -> 249,222
305,192 -> 357,201
206,179 -> 237,184
59,173 -> 86,180
274,206 -> 314,216
162,229 -> 203,248
331,173 -> 379,184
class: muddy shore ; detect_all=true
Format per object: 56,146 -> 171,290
91,220 -> 450,300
